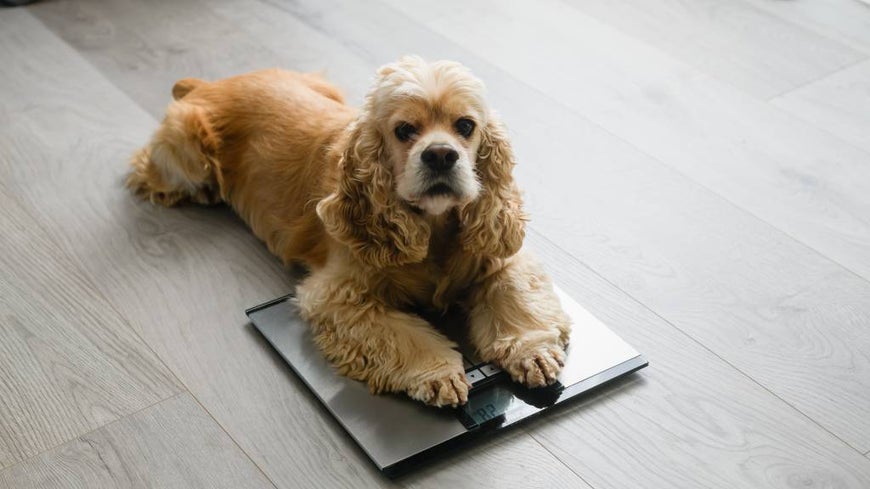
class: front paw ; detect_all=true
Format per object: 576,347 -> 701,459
501,345 -> 566,388
406,369 -> 471,408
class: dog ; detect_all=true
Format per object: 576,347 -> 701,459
127,56 -> 571,407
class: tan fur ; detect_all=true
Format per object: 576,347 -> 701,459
127,57 -> 571,407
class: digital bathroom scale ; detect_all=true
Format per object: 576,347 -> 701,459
247,286 -> 647,477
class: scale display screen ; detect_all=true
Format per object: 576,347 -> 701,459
457,381 -> 565,429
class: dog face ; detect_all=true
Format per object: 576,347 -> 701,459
370,57 -> 488,215
318,56 -> 526,268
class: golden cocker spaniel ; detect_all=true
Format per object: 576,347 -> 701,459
127,56 -> 571,407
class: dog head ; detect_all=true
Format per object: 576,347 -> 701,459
373,57 -> 487,215
318,56 -> 526,268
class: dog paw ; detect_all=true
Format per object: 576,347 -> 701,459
406,371 -> 471,407
126,171 -> 217,207
141,189 -> 187,207
501,345 -> 565,388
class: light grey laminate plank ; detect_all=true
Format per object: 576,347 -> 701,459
0,7 -> 385,488
26,0 -> 281,120
743,0 -> 870,55
0,393 -> 276,489
383,0 -> 870,284
400,428 -> 591,489
0,12 -> 182,467
27,0 -> 369,120
0,168 -> 180,468
11,4 -> 587,488
377,0 -> 870,448
771,59 -> 870,154
563,0 -> 863,99
524,230 -> 870,489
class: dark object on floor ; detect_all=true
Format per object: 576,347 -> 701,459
1,0 -> 38,6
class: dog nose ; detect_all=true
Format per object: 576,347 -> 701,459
421,144 -> 459,173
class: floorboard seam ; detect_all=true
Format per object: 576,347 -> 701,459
27,0 -> 292,122
0,182 -> 190,473
8,12 -> 283,489
8,9 -> 190,394
528,227 -> 870,457
183,394 -> 282,489
595,116 -> 870,290
361,0 -> 870,289
766,55 -> 870,101
37,0 -> 870,294
553,0 -> 870,103
0,391 -> 186,477
525,430 -> 599,489
734,0 -> 870,58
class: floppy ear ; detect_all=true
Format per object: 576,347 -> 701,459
317,122 -> 431,268
458,116 -> 527,258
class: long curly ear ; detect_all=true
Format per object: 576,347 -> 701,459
458,116 -> 527,258
317,122 -> 431,268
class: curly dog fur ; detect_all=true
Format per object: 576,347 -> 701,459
128,57 -> 571,407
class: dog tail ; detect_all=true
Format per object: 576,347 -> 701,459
172,77 -> 207,100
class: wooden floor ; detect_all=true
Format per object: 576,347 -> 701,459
2,0 -> 870,487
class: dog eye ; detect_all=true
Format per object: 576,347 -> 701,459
394,122 -> 417,142
455,118 -> 476,138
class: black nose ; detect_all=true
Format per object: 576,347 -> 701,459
421,144 -> 459,173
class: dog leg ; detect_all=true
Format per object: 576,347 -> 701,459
296,273 -> 470,407
126,101 -> 221,207
466,252 -> 571,387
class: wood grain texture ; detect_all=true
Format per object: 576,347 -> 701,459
0,180 -> 180,469
743,0 -> 870,55
378,0 -> 870,449
401,428 -> 591,489
383,0 -> 870,284
25,0 -> 284,120
10,5 -> 588,488
0,11 -> 182,465
564,0 -> 863,99
506,82 -> 870,483
771,59 -> 870,153
0,8 -> 379,487
502,91 -> 870,456
0,184 -> 181,469
0,393 -> 276,489
524,229 -> 870,488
